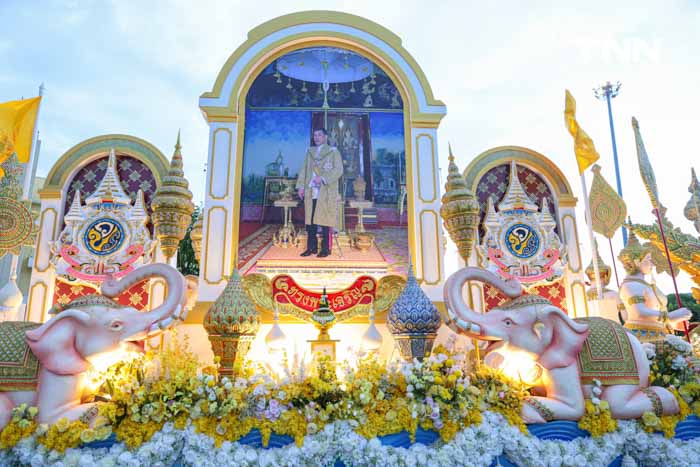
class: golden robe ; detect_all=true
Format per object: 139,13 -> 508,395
295,144 -> 343,228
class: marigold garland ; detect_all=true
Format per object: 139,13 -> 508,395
578,399 -> 618,437
1,334 -> 698,457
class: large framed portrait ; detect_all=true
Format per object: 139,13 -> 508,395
236,46 -> 410,290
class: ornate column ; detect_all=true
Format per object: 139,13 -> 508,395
198,119 -> 238,303
557,197 -> 588,318
410,124 -> 446,301
26,192 -> 61,322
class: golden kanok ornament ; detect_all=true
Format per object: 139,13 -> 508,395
589,164 -> 626,238
440,144 -> 479,263
684,168 -> 700,235
151,132 -> 195,260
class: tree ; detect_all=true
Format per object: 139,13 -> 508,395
177,204 -> 201,276
667,293 -> 700,322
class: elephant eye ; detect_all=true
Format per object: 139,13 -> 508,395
110,320 -> 123,332
503,318 -> 514,327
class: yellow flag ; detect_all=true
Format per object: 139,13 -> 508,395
564,90 -> 600,174
0,96 -> 42,178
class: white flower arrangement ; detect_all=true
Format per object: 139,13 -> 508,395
1,412 -> 698,467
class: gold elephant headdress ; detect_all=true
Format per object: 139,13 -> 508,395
497,294 -> 553,311
49,294 -> 122,315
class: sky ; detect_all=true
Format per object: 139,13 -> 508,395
2,0 -> 700,293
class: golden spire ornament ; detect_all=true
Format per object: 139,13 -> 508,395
440,144 -> 480,263
190,211 -> 204,262
204,268 -> 261,376
151,131 -> 195,260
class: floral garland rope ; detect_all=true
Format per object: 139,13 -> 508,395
1,412 -> 699,467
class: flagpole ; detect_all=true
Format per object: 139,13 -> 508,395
594,81 -> 627,245
21,83 -> 43,201
607,238 -> 621,288
580,170 -> 603,301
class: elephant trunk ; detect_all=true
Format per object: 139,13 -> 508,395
101,264 -> 187,336
443,267 -> 522,338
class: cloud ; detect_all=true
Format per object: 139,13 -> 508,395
5,0 -> 700,293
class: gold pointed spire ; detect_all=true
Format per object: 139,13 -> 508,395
64,190 -> 84,222
130,190 -> 148,221
151,132 -> 195,259
86,148 -> 131,205
440,143 -> 480,262
619,221 -> 652,273
498,160 -> 538,211
585,239 -> 611,288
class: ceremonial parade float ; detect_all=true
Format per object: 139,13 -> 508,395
1,10 -> 699,467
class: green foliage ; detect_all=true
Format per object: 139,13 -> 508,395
176,205 -> 201,276
667,293 -> 700,322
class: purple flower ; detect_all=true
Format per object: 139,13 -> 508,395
430,409 -> 439,420
498,391 -> 505,399
434,419 -> 443,429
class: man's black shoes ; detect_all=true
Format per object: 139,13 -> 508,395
300,249 -> 317,257
317,250 -> 330,258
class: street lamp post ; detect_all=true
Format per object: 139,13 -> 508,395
594,81 -> 627,245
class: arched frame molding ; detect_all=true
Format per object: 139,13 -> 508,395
26,134 -> 170,323
462,146 -> 588,318
42,134 -> 169,197
195,11 -> 447,316
463,146 -> 576,205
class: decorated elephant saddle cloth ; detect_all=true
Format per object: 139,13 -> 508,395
0,321 -> 41,392
574,317 -> 639,386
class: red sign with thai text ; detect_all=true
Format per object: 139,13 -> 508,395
272,275 -> 376,313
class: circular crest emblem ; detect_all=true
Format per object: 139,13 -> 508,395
0,197 -> 33,255
504,223 -> 540,259
83,218 -> 125,256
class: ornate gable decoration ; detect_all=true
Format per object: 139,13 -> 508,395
478,161 -> 567,285
51,148 -> 155,281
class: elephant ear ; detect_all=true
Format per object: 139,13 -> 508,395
26,310 -> 92,375
536,306 -> 589,370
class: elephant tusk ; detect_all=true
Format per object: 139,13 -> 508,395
457,319 -> 481,335
442,304 -> 482,335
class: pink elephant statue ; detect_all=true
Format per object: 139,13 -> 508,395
442,267 -> 679,423
0,263 -> 188,430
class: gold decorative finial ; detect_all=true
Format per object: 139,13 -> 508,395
585,238 -> 611,290
440,145 -> 480,262
151,132 -> 195,259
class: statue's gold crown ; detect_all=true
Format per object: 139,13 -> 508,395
618,230 -> 651,267
50,294 -> 122,314
497,294 -> 552,311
